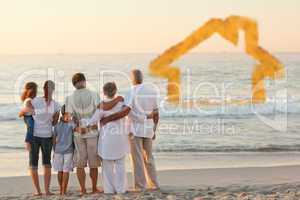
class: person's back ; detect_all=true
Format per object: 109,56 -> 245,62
52,107 -> 76,196
89,81 -> 128,194
99,100 -> 129,160
126,83 -> 158,138
65,88 -> 100,138
65,73 -> 101,195
32,96 -> 60,137
27,80 -> 60,196
53,120 -> 75,154
95,99 -> 128,194
126,69 -> 160,190
132,83 -> 158,113
19,82 -> 38,153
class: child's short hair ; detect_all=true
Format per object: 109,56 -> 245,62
103,82 -> 117,98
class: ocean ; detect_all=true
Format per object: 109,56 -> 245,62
0,53 -> 300,175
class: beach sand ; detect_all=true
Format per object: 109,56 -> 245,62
1,165 -> 300,199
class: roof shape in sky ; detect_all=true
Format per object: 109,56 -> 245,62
149,15 -> 284,104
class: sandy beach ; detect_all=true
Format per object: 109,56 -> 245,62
1,165 -> 300,199
0,0 -> 300,198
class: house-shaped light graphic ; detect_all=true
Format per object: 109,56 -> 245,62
149,15 -> 285,104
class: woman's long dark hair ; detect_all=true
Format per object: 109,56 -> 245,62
21,82 -> 38,102
43,80 -> 55,103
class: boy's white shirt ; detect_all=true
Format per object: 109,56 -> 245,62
88,97 -> 147,160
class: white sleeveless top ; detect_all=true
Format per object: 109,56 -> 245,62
31,97 -> 60,138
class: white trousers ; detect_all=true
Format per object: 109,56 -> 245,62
102,157 -> 127,194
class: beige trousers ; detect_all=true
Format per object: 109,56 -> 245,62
74,136 -> 100,168
130,136 -> 159,190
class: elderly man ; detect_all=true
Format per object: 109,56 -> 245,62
126,69 -> 159,190
65,73 -> 122,194
101,69 -> 159,191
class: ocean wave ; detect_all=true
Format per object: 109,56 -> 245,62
159,100 -> 300,118
0,97 -> 300,121
155,144 -> 300,153
2,144 -> 300,153
0,145 -> 24,150
0,103 -> 20,122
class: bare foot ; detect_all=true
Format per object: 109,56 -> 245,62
80,189 -> 87,196
129,188 -> 146,193
127,188 -> 136,193
91,188 -> 103,194
45,191 -> 54,196
33,192 -> 42,196
148,187 -> 160,191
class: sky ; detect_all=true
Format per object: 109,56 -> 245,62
0,0 -> 299,54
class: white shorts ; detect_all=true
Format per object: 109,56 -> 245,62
53,153 -> 74,172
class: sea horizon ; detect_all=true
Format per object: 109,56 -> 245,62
0,53 -> 299,156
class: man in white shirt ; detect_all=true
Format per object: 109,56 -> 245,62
125,69 -> 160,190
99,70 -> 159,191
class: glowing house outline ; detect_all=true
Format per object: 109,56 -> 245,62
149,15 -> 284,103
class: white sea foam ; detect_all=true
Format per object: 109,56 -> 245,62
159,98 -> 300,118
0,100 -> 300,121
0,97 -> 299,121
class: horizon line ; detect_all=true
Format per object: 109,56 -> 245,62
0,51 -> 299,56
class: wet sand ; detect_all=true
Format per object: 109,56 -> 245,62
1,165 -> 300,199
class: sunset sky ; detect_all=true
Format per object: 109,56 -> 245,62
0,0 -> 299,54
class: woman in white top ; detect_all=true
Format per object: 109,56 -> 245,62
88,82 -> 129,194
29,80 -> 60,196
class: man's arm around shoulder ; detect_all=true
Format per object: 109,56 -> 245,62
100,106 -> 131,126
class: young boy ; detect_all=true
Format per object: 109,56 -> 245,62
88,82 -> 129,194
53,105 -> 76,196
